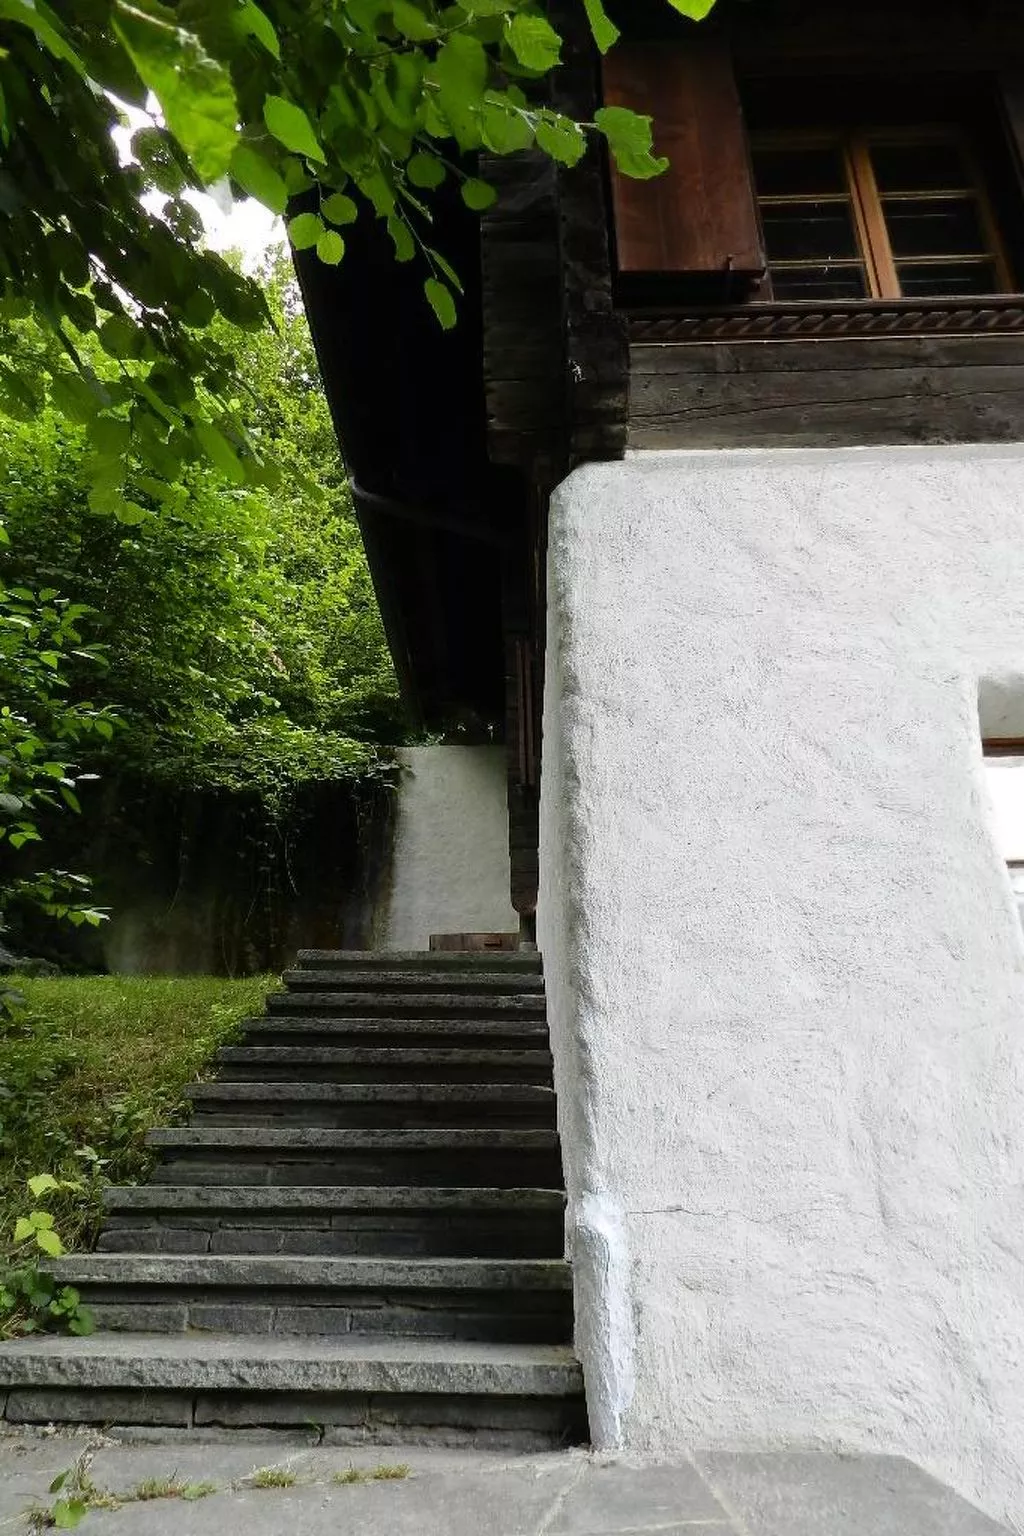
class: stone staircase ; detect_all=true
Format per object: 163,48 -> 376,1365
0,951 -> 587,1445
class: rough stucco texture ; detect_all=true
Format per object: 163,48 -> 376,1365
381,746 -> 517,950
538,446 -> 1024,1530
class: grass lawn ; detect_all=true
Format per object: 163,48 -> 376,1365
0,974 -> 274,1254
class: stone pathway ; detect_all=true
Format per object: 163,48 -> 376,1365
0,1430 -> 1011,1535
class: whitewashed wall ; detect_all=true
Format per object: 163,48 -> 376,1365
380,745 -> 517,950
539,445 -> 1024,1530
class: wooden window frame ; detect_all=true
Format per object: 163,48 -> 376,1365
752,125 -> 1013,300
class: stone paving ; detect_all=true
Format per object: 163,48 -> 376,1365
0,1430 -> 1011,1535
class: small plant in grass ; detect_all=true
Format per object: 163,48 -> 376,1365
332,1463 -> 410,1485
249,1467 -> 297,1488
1,1175 -> 93,1339
131,1478 -> 217,1501
27,1448 -> 116,1530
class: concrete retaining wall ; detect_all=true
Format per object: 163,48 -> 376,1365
380,746 -> 517,951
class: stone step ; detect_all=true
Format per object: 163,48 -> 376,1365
184,1081 -> 557,1129
214,1045 -> 554,1084
147,1126 -> 563,1188
296,950 -> 543,974
98,1185 -> 566,1258
283,969 -> 545,994
267,991 -> 547,1018
0,1334 -> 586,1444
237,1016 -> 549,1050
46,1255 -> 574,1343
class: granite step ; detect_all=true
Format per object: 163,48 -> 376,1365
213,1045 -> 554,1084
266,991 -> 547,1019
282,969 -> 545,995
146,1126 -> 563,1188
98,1185 -> 566,1258
184,1081 -> 557,1129
45,1255 -> 574,1343
236,1016 -> 549,1049
296,950 -> 543,974
0,1333 -> 586,1443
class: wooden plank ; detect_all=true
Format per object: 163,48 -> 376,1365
629,355 -> 1024,448
602,37 -> 764,276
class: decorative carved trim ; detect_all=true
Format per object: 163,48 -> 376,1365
627,296 -> 1024,344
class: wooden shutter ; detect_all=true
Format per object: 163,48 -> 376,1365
601,37 -> 765,276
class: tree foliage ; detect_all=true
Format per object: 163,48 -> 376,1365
0,0 -> 716,500
0,250 -> 401,825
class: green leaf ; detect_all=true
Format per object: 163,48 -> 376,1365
460,177 -> 496,211
113,0 -> 239,185
235,0 -> 280,57
391,0 -> 436,41
230,143 -> 288,215
35,1227 -> 64,1257
594,105 -> 668,179
665,0 -> 718,16
264,94 -> 325,165
27,1174 -> 60,1198
321,192 -> 359,225
427,34 -> 488,149
0,0 -> 85,73
406,152 -> 446,190
13,1217 -> 34,1243
480,97 -> 533,154
387,217 -> 415,262
582,0 -> 619,52
424,277 -> 456,330
53,1498 -> 88,1530
194,422 -> 245,483
112,498 -> 150,526
535,114 -> 586,167
316,229 -> 345,265
506,13 -> 562,71
287,211 -> 323,251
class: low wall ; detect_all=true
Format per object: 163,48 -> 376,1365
540,444 -> 1024,1529
380,746 -> 517,950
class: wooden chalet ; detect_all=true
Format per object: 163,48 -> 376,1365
296,0 -> 1024,929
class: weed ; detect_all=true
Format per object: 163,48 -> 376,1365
249,1467 -> 297,1488
130,1477 -> 216,1501
332,1462 -> 410,1485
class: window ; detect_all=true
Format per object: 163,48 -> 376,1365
983,749 -> 1024,863
751,130 -> 1012,301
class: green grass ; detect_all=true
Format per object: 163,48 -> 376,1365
0,974 -> 273,1253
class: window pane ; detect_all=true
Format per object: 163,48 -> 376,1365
751,144 -> 847,197
896,259 -> 999,296
883,195 -> 987,258
984,757 -> 1024,862
761,201 -> 859,262
871,139 -> 972,194
770,265 -> 869,300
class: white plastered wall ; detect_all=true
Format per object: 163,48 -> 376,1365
380,745 -> 517,950
539,445 -> 1024,1530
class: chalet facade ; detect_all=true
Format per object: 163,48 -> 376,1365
305,0 -> 1024,1522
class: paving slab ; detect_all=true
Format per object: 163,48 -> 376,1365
693,1452 -> 1009,1536
0,1433 -> 1013,1536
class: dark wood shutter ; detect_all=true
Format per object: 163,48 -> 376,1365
601,37 -> 765,276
